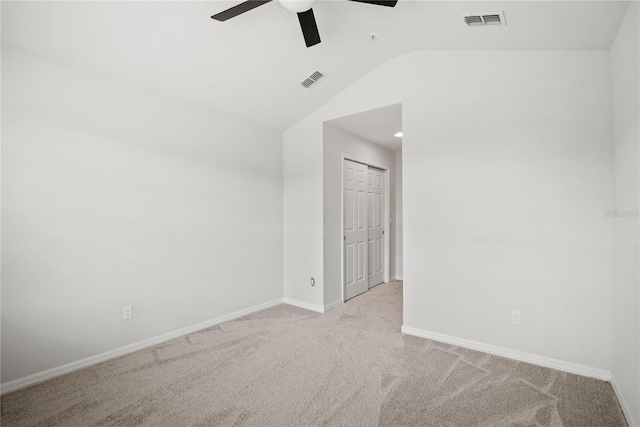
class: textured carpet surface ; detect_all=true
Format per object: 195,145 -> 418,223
1,281 -> 628,426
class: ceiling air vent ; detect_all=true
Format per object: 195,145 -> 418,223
463,11 -> 507,27
464,15 -> 483,26
300,70 -> 327,90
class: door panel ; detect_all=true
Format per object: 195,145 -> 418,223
345,243 -> 354,287
344,160 -> 368,300
367,167 -> 384,287
357,241 -> 366,281
357,191 -> 366,230
345,189 -> 354,231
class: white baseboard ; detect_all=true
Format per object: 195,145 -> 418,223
611,373 -> 638,427
284,297 -> 341,313
1,298 -> 284,395
401,325 -> 611,381
391,275 -> 403,281
283,298 -> 324,313
324,299 -> 343,312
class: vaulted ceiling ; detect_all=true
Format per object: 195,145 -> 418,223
328,104 -> 402,152
1,1 -> 630,131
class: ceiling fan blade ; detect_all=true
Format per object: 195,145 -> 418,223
347,0 -> 398,6
211,0 -> 272,21
297,9 -> 321,48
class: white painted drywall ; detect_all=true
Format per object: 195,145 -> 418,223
283,50 -> 614,371
395,151 -> 403,280
322,124 -> 397,306
283,122 -> 324,308
610,2 -> 640,425
1,49 -> 283,383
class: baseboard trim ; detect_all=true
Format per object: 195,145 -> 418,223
401,325 -> 611,381
1,298 -> 284,395
324,299 -> 343,312
611,373 -> 637,427
283,298 -> 324,313
391,275 -> 403,281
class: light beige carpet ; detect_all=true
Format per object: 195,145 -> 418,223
1,281 -> 628,426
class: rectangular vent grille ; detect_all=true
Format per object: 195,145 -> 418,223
463,11 -> 506,27
464,15 -> 483,26
482,14 -> 502,25
300,70 -> 327,89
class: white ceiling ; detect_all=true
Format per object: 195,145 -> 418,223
328,103 -> 402,151
1,1 -> 630,131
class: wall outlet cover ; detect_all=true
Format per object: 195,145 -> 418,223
123,305 -> 133,320
512,310 -> 521,325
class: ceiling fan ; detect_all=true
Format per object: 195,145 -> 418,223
211,0 -> 398,48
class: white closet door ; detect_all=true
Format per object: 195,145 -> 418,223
367,167 -> 384,288
344,160 -> 368,300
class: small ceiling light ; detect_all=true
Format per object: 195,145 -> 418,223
394,132 -> 403,138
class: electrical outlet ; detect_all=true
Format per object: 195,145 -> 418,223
123,305 -> 133,320
512,310 -> 521,325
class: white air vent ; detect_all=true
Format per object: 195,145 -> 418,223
300,70 -> 327,89
464,15 -> 483,26
462,11 -> 506,27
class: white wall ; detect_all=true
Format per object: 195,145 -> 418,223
283,50 -> 614,373
395,151 -> 403,280
1,49 -> 284,384
322,124 -> 397,307
610,2 -> 640,425
283,122 -> 324,309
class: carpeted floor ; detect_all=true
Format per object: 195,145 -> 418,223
1,281 -> 628,426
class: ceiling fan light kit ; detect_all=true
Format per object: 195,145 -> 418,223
211,0 -> 398,48
278,0 -> 318,13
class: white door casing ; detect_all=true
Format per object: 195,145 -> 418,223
344,160 -> 368,300
367,167 -> 384,288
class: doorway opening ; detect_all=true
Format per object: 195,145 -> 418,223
322,103 -> 403,308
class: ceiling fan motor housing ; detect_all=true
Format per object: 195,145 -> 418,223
211,0 -> 397,48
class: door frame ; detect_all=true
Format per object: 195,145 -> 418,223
340,154 -> 391,303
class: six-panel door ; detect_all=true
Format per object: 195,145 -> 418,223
367,168 -> 384,288
344,160 -> 369,300
344,159 -> 385,301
